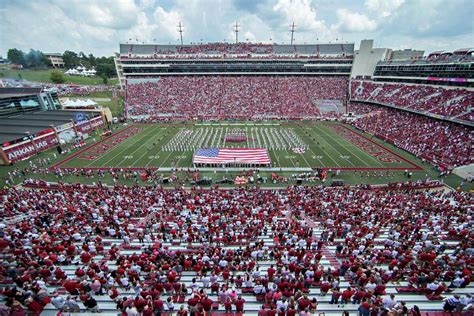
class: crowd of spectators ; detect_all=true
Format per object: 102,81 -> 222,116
176,43 -> 273,54
121,54 -> 352,60
350,80 -> 473,122
348,103 -> 472,171
124,42 -> 353,58
0,184 -> 472,315
52,84 -> 117,97
0,80 -> 117,97
126,76 -> 348,120
347,102 -> 377,115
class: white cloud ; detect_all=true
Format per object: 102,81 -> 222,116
139,0 -> 156,9
0,0 -> 470,57
229,15 -> 275,43
153,6 -> 181,40
272,0 -> 335,43
53,0 -> 139,30
365,0 -> 405,18
335,9 -> 377,33
273,0 -> 324,30
126,12 -> 159,43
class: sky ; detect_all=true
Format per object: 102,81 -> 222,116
0,0 -> 473,57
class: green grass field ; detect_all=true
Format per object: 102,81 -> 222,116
1,122 -> 471,190
54,122 -> 421,171
0,68 -> 118,85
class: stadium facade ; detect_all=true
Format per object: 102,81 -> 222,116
115,40 -> 473,125
115,42 -> 355,85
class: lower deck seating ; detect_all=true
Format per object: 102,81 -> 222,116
1,185 -> 472,315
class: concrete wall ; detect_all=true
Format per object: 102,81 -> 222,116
351,40 -> 390,79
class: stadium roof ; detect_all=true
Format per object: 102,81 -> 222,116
0,87 -> 43,95
0,93 -> 37,99
0,110 -> 101,144
119,43 -> 355,55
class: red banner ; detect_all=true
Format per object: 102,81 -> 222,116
34,133 -> 59,152
4,141 -> 36,162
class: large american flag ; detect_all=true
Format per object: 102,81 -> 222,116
193,148 -> 271,165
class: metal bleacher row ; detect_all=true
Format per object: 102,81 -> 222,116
2,212 -> 468,316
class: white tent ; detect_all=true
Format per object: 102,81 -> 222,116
65,66 -> 97,77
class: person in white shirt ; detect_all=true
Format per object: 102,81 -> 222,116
383,294 -> 397,310
72,232 -> 81,241
254,283 -> 266,295
120,276 -> 129,288
64,296 -> 80,312
365,281 -> 376,292
451,276 -> 464,288
460,294 -> 473,311
276,298 -> 288,312
125,303 -> 139,316
427,281 -> 439,292
51,294 -> 65,310
201,275 -> 210,288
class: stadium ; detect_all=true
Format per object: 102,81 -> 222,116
0,6 -> 473,316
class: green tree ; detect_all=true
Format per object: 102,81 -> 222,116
50,70 -> 65,83
62,50 -> 79,69
88,53 -> 96,67
25,49 -> 46,68
96,63 -> 116,78
7,48 -> 26,66
101,75 -> 108,85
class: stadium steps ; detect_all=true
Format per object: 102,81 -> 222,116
3,215 -> 467,315
453,109 -> 472,119
40,300 -> 447,314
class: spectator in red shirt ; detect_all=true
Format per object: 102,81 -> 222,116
234,295 -> 246,313
341,287 -> 355,305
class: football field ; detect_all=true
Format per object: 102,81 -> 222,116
52,121 -> 422,171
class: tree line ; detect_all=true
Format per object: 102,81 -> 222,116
7,48 -> 117,80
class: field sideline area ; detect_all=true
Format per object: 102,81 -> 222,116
52,121 -> 422,171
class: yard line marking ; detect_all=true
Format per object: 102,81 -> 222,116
134,127 -> 169,166
335,124 -> 422,170
328,124 -> 396,168
83,125 -> 147,167
100,125 -> 157,167
313,124 -> 357,167
321,124 -> 375,168
296,125 -> 326,167
51,125 -> 135,169
145,126 -> 179,167
306,125 -> 342,167
159,148 -> 177,168
110,125 -> 159,167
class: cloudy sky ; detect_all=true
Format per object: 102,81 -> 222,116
1,0 -> 472,57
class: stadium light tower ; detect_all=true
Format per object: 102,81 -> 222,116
177,22 -> 184,45
289,21 -> 296,45
234,21 -> 240,44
